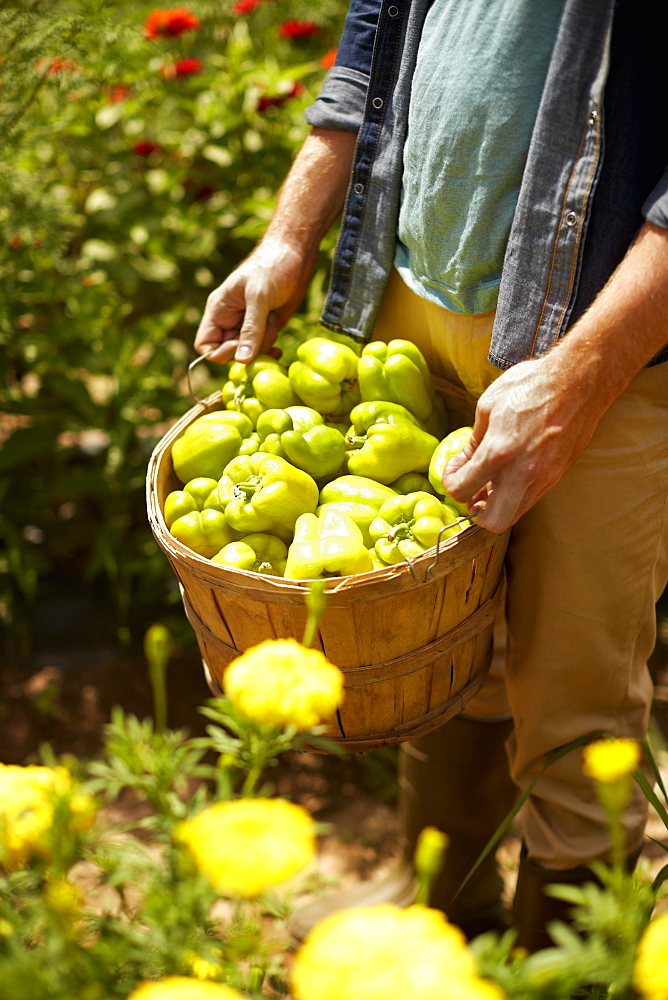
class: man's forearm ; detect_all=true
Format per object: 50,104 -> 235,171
544,221 -> 668,414
443,221 -> 668,533
193,126 -> 357,363
262,126 -> 358,261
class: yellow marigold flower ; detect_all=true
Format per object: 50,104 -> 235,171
175,797 -> 316,897
415,825 -> 449,883
44,877 -> 84,917
223,638 -> 344,731
634,911 -> 668,1000
292,903 -> 504,1000
128,978 -> 243,1000
186,951 -> 223,982
582,738 -> 642,784
0,763 -> 95,869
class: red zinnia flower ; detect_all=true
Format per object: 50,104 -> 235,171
160,57 -> 203,80
9,234 -> 22,249
132,140 -> 163,156
184,179 -> 217,201
233,0 -> 262,12
106,84 -> 133,104
278,20 -> 320,40
257,81 -> 304,113
45,58 -> 80,75
144,7 -> 202,39
320,47 -> 337,70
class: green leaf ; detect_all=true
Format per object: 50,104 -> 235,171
130,255 -> 179,282
81,238 -> 118,262
0,424 -> 57,472
452,731 -> 606,903
202,143 -> 233,167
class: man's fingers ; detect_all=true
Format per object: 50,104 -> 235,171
234,295 -> 271,362
202,338 -> 240,364
467,473 -> 526,534
443,438 -> 508,502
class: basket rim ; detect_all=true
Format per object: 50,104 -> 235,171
146,389 -> 508,605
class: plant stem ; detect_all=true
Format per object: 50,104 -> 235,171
302,579 -> 327,648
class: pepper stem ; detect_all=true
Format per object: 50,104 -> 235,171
233,478 -> 260,501
388,520 -> 414,542
233,381 -> 253,407
303,580 -> 327,648
345,433 -> 366,449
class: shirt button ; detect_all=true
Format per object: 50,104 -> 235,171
372,97 -> 384,109
354,183 -> 364,195
565,211 -> 577,227
388,5 -> 399,15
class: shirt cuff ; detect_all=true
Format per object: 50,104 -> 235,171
304,67 -> 370,134
642,167 -> 668,229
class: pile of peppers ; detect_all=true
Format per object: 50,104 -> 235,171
163,333 -> 475,580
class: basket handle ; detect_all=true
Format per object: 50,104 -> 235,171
403,515 -> 480,585
187,347 -> 222,404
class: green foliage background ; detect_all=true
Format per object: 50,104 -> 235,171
0,0 -> 347,657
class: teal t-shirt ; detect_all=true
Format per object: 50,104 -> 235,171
395,0 -> 564,315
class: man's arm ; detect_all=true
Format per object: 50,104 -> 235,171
194,127 -> 357,365
443,221 -> 668,534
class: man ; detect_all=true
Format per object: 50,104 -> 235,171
194,0 -> 668,950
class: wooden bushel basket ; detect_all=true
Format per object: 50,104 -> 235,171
146,376 -> 509,753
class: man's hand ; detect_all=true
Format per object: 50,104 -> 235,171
441,356 -> 603,534
444,222 -> 668,534
194,238 -> 312,365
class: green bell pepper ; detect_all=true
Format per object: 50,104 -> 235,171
288,337 -> 361,416
169,507 -> 237,559
211,532 -> 288,577
370,491 -> 465,565
346,412 -> 439,485
172,410 -> 253,483
255,404 -> 347,478
276,327 -> 363,367
238,431 -> 261,456
255,405 -> 324,460
389,472 -> 437,495
348,400 -> 425,432
316,500 -> 378,547
281,425 -> 347,480
284,508 -> 373,580
220,453 -> 318,540
358,339 -> 446,436
222,354 -> 297,426
428,426 -> 474,514
257,405 -> 323,439
319,475 -> 398,510
163,476 -> 222,528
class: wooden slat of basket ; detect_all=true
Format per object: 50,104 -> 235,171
181,574 -> 502,682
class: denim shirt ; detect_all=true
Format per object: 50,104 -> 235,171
306,0 -> 668,369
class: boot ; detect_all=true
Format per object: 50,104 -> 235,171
400,715 -> 516,938
287,714 -> 516,942
512,845 -> 643,953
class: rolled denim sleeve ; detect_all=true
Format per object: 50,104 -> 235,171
305,0 -> 381,134
642,167 -> 668,230
305,67 -> 370,133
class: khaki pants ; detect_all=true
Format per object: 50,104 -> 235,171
374,267 -> 668,869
